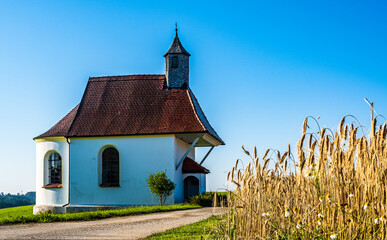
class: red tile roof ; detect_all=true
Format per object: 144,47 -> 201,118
182,157 -> 210,174
35,74 -> 223,144
37,105 -> 79,138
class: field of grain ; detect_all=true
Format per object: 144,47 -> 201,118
225,109 -> 387,239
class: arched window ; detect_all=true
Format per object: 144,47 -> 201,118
101,147 -> 119,187
48,152 -> 62,185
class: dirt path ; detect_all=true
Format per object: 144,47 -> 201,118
0,207 -> 225,240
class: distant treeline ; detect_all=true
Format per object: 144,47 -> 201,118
0,192 -> 35,209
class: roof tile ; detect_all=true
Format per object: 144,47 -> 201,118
182,157 -> 210,174
36,105 -> 79,138
36,74 -> 223,145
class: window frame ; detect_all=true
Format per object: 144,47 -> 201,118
98,145 -> 120,187
43,151 -> 63,188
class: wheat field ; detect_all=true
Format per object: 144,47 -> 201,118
224,109 -> 387,239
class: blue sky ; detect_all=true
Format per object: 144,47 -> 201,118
0,1 -> 386,193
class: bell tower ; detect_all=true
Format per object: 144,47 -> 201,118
164,26 -> 191,89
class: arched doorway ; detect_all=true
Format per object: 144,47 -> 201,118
184,176 -> 199,200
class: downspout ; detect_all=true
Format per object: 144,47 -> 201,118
62,137 -> 70,207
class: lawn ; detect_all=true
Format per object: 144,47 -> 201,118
0,205 -> 34,219
0,204 -> 201,225
143,215 -> 223,240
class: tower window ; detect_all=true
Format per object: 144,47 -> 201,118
171,56 -> 178,69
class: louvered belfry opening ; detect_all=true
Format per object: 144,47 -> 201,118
171,56 -> 178,68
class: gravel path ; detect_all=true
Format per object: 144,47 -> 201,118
0,207 -> 225,240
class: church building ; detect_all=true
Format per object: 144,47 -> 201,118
33,29 -> 224,214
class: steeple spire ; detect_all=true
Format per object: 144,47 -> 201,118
164,26 -> 190,57
164,26 -> 190,89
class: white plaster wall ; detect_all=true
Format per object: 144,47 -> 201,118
69,136 -> 175,206
182,173 -> 206,194
174,138 -> 195,203
35,141 -> 69,206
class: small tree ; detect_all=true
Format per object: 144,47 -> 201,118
146,170 -> 175,205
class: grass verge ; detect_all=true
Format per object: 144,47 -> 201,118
0,204 -> 200,225
143,214 -> 223,240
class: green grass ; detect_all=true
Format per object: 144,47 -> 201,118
143,215 -> 223,240
0,205 -> 34,219
0,204 -> 200,225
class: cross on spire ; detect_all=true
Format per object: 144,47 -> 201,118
175,22 -> 178,34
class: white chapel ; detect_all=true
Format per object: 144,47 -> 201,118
33,29 -> 224,214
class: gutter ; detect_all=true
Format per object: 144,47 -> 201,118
62,137 -> 71,207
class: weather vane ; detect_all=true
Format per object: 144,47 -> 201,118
175,22 -> 178,33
